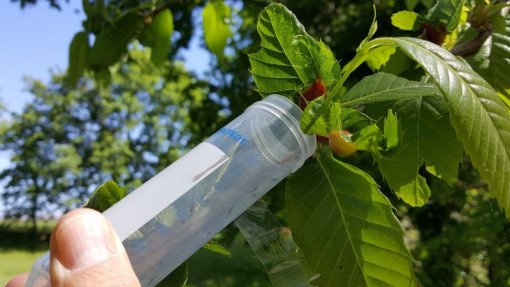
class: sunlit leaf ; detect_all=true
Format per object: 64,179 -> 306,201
248,3 -> 339,97
499,91 -> 510,109
314,40 -> 342,88
374,95 -> 462,206
383,37 -> 510,214
379,48 -> 416,76
352,124 -> 381,157
366,45 -> 397,71
203,1 -> 231,59
287,148 -> 416,287
383,109 -> 399,151
151,9 -> 173,67
391,11 -> 420,31
341,72 -> 438,107
84,180 -> 127,212
68,31 -> 89,85
203,241 -> 231,257
300,96 -> 341,137
470,14 -> 510,105
426,0 -> 465,32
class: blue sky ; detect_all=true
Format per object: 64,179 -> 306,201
0,2 -> 209,157
0,0 -> 210,160
0,1 -> 83,113
0,1 -> 84,176
0,2 -> 209,215
0,2 -> 208,113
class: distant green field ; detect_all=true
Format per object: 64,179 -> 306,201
0,249 -> 46,286
0,219 -> 52,285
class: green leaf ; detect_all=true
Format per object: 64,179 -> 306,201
138,25 -> 154,47
300,96 -> 341,137
391,11 -> 420,31
400,176 -> 431,207
405,0 -> 419,10
82,0 -> 93,16
499,91 -> 510,109
352,124 -> 381,157
82,0 -> 103,17
341,72 -> 438,107
315,40 -> 342,88
491,14 -> 506,34
366,44 -> 397,71
94,68 -> 112,90
68,31 -> 89,85
150,9 -> 173,67
248,3 -> 339,97
373,95 -> 463,206
426,0 -> 465,32
470,14 -> 510,104
203,241 -> 231,257
485,33 -> 510,102
383,109 -> 399,151
341,108 -> 374,132
89,13 -> 143,68
379,48 -> 416,76
383,37 -> 510,214
421,0 -> 435,9
286,148 -> 416,287
84,180 -> 127,212
365,45 -> 416,75
485,3 -> 510,17
203,1 -> 231,60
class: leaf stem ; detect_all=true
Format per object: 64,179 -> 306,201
302,38 -> 394,134
450,29 -> 492,57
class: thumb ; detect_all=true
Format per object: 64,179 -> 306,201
49,208 -> 140,287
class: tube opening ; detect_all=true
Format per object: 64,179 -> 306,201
248,94 -> 316,172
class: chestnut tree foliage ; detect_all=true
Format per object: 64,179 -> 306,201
2,1 -> 510,286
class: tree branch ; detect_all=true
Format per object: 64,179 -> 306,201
450,29 -> 492,57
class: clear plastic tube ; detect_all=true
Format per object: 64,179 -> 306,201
234,201 -> 318,287
25,94 -> 316,287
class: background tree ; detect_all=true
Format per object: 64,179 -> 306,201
0,48 -> 226,237
2,1 -> 510,287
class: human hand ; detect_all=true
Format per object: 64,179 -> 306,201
5,208 -> 140,287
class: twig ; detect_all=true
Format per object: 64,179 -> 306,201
450,29 -> 492,57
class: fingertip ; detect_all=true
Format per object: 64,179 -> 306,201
5,273 -> 29,287
49,208 -> 140,286
51,208 -> 116,270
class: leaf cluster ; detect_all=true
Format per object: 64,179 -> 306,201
12,0 -> 65,10
248,2 -> 510,286
0,48 -> 225,233
68,0 -> 236,87
6,0 -> 510,286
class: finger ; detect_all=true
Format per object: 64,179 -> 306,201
4,273 -> 29,287
49,208 -> 140,287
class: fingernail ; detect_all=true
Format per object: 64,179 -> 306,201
55,212 -> 116,270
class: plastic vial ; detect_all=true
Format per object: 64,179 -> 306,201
25,94 -> 316,287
